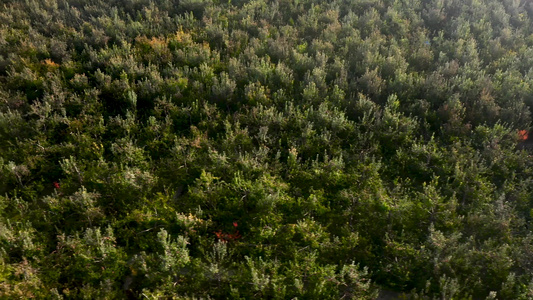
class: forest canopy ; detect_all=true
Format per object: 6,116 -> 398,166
2,0 -> 533,298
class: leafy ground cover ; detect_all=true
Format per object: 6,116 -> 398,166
2,0 -> 533,298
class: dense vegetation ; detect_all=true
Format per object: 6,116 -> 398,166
2,0 -> 533,298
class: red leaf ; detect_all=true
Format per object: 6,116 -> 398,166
519,130 -> 529,141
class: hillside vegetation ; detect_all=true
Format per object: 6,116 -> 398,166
2,0 -> 533,298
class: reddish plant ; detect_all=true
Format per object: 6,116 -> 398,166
519,130 -> 529,141
53,182 -> 60,189
214,222 -> 242,242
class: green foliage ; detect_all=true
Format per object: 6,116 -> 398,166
2,0 -> 533,298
